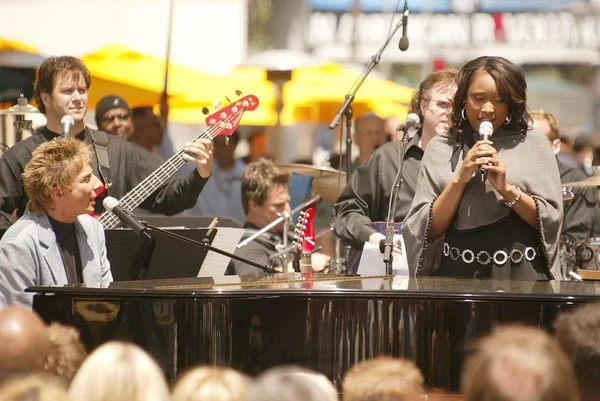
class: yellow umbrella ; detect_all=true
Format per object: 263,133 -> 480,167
83,45 -> 275,125
0,38 -> 38,53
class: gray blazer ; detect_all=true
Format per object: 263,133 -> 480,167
0,213 -> 113,309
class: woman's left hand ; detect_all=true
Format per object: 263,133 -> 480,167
480,151 -> 507,193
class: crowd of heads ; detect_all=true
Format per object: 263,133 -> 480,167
0,302 -> 598,401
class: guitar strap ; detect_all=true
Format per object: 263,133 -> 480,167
89,128 -> 113,193
241,228 -> 282,249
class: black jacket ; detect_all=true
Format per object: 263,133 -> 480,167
0,126 -> 207,230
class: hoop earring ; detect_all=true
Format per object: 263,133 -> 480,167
461,107 -> 467,121
504,114 -> 512,125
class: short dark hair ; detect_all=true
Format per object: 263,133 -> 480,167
450,56 -> 530,135
33,56 -> 91,114
241,159 -> 290,215
555,302 -> 600,398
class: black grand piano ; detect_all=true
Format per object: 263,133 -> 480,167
29,274 -> 600,391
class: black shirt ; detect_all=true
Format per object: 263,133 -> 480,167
558,158 -> 596,241
0,126 -> 208,230
333,133 -> 424,250
47,215 -> 83,284
227,222 -> 284,275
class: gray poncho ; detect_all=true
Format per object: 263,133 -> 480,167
401,127 -> 564,279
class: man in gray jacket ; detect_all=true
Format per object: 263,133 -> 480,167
0,139 -> 112,309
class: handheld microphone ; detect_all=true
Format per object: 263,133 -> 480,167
60,115 -> 74,139
398,0 -> 409,51
102,196 -> 151,239
479,121 -> 494,182
396,113 -> 420,133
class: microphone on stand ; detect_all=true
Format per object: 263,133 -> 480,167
396,113 -> 420,134
102,196 -> 151,239
479,120 -> 494,182
398,0 -> 410,51
60,115 -> 74,139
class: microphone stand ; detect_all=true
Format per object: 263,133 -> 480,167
381,127 -> 410,275
328,17 -> 404,181
142,222 -> 276,274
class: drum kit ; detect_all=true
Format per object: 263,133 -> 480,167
235,162 -> 347,273
561,168 -> 600,279
0,94 -> 45,151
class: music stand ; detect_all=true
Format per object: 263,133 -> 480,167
105,228 -> 218,281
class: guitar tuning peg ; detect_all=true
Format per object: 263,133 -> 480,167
235,89 -> 242,96
212,100 -> 222,109
201,107 -> 209,115
225,137 -> 230,146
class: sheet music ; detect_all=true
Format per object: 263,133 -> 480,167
357,234 -> 409,277
198,227 -> 245,277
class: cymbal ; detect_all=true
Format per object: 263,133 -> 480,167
312,174 -> 347,204
277,163 -> 343,178
563,175 -> 600,188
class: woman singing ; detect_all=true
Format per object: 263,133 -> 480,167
402,56 -> 563,280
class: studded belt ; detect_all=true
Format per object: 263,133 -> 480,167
442,242 -> 537,265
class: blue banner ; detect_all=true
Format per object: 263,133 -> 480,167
310,0 -> 588,13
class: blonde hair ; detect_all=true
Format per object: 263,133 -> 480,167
46,323 -> 87,386
68,342 -> 169,401
530,109 -> 560,141
246,366 -> 338,401
342,356 -> 424,401
21,139 -> 92,214
0,373 -> 71,401
461,325 -> 580,401
171,367 -> 250,401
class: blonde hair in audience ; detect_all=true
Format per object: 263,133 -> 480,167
530,109 -> 560,141
246,366 -> 338,401
461,325 -> 580,401
46,322 -> 87,386
21,138 -> 92,214
68,341 -> 169,401
171,366 -> 250,401
0,373 -> 71,401
342,356 -> 424,401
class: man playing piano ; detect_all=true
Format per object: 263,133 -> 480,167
0,139 -> 112,309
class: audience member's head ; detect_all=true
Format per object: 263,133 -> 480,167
531,109 -> 561,155
21,138 -> 102,222
561,134 -> 575,153
95,95 -> 133,139
213,130 -> 240,170
46,323 -> 87,386
0,307 -> 50,383
131,106 -> 164,152
245,366 -> 338,401
342,356 -> 424,401
171,366 -> 250,401
555,302 -> 600,401
0,373 -> 70,401
461,325 -> 579,401
246,132 -> 269,163
241,158 -> 291,233
68,341 -> 169,401
353,112 -> 387,163
573,135 -> 594,168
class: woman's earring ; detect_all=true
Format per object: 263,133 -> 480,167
461,107 -> 467,121
504,114 -> 512,125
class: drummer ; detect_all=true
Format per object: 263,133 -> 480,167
531,110 -> 596,241
227,158 -> 330,275
333,69 -> 458,252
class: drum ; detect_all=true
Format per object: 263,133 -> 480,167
575,238 -> 600,271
